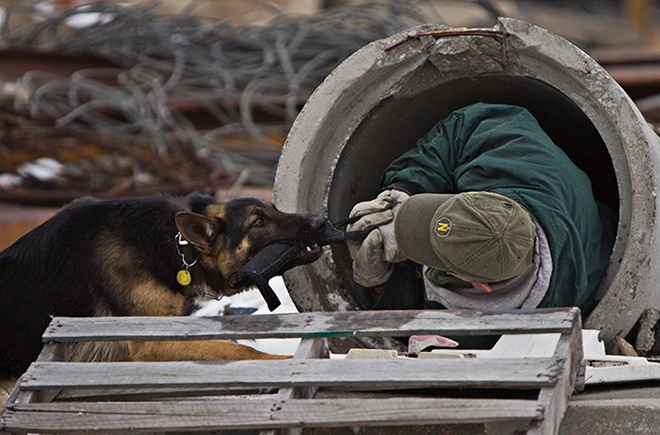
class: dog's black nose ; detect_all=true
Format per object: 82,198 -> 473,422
309,215 -> 327,232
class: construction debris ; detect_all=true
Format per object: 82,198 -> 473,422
0,0 -> 440,203
0,1 -> 650,205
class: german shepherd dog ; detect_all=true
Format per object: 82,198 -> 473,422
0,193 -> 341,403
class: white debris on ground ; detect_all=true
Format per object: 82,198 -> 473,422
16,158 -> 63,182
193,276 -> 301,356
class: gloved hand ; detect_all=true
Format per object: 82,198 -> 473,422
347,190 -> 409,287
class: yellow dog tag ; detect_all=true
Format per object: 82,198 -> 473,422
176,269 -> 191,286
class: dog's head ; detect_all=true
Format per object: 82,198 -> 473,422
175,198 -> 342,297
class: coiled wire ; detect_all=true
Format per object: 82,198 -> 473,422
1,0 -> 442,186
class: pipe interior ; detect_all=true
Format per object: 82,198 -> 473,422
328,74 -> 618,309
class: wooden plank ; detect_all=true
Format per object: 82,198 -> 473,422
275,338 -> 327,403
0,398 -> 543,433
54,386 -> 265,402
277,337 -> 328,400
3,343 -> 70,410
21,358 -> 560,391
261,338 -> 328,435
42,309 -> 577,342
55,343 -> 317,401
528,308 -> 583,435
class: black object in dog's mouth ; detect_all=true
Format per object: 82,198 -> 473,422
232,223 -> 344,311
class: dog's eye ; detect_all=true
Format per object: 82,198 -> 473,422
252,218 -> 266,228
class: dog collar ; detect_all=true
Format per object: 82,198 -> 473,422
175,232 -> 224,301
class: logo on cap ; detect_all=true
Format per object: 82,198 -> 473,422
435,217 -> 452,237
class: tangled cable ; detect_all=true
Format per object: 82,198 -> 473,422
0,0 -> 442,193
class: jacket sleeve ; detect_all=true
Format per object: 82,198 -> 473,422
379,103 -> 532,194
380,111 -> 464,194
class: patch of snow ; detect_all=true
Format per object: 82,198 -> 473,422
193,276 -> 301,356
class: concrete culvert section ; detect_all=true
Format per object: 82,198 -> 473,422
274,18 -> 660,341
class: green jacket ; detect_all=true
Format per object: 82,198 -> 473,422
378,103 -> 615,314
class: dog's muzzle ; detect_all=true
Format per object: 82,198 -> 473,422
231,217 -> 347,311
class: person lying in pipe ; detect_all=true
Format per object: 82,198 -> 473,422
347,103 -> 616,345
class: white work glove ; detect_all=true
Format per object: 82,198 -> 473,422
347,190 -> 409,287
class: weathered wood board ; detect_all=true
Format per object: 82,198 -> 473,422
528,311 -> 583,435
21,358 -> 560,391
1,398 -> 543,433
43,309 -> 578,342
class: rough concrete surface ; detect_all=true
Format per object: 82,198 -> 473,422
635,308 -> 660,354
561,398 -> 660,434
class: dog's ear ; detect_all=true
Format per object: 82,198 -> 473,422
175,212 -> 221,249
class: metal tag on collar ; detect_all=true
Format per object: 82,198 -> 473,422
176,269 -> 192,286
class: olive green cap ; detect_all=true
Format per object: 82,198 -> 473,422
395,192 -> 535,283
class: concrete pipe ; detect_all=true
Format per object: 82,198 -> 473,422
273,18 -> 660,341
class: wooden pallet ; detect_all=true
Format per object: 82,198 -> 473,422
1,308 -> 584,434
